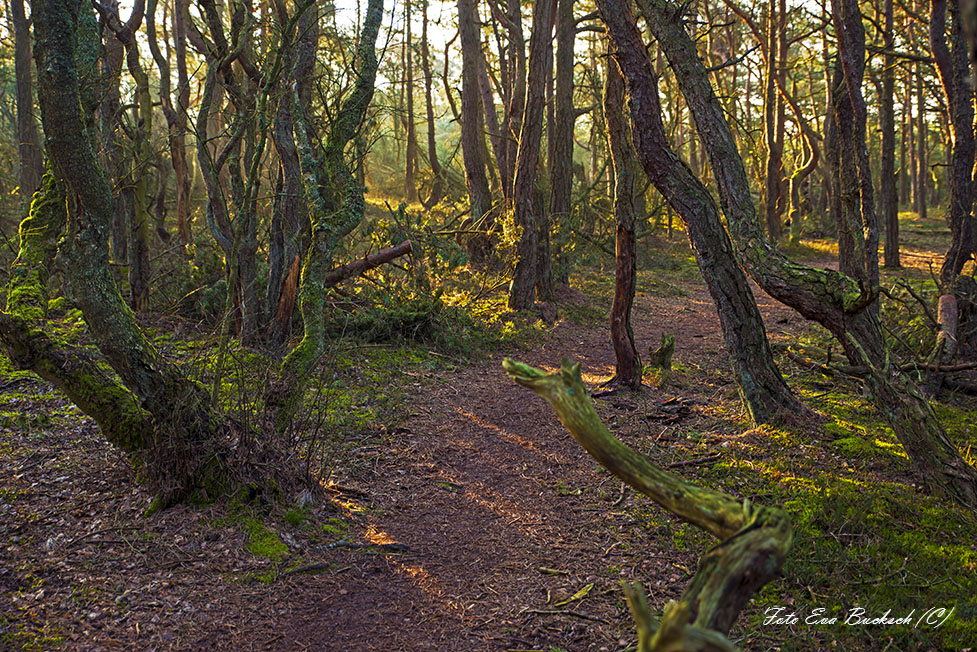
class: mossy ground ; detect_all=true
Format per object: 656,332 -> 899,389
698,370 -> 977,650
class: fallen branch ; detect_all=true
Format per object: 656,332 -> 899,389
503,358 -> 791,652
322,240 -> 413,288
667,454 -> 723,469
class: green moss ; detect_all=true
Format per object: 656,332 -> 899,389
712,368 -> 977,650
322,518 -> 349,536
0,411 -> 51,430
244,518 -> 289,562
829,436 -> 878,458
284,507 -> 309,527
0,616 -> 65,652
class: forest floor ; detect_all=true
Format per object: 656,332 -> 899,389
3,215 -> 977,652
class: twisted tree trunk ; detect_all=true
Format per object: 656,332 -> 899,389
597,0 -> 810,426
33,0 -> 226,505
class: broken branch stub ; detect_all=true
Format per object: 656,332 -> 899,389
503,357 -> 792,651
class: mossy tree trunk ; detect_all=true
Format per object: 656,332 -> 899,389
630,0 -> 977,506
192,0 -> 315,345
1,172 -> 152,454
32,0 -> 225,503
597,0 -> 810,426
504,358 -> 792,652
265,0 -> 385,433
267,8 -> 317,349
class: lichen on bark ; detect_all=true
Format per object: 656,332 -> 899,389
266,0 -> 385,432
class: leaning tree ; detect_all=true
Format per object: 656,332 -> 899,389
599,0 -> 977,506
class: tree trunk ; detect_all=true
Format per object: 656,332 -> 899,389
881,0 -> 899,268
931,0 -> 975,286
267,9 -> 317,349
420,0 -> 444,209
509,0 -> 556,310
266,0 -> 384,432
503,0 -> 527,199
11,0 -> 43,205
456,0 -> 493,245
121,14 -> 153,312
628,0 -> 977,507
1,172 -> 152,453
605,61 -> 642,389
33,0 -> 226,505
599,0 -> 810,426
548,0 -> 575,285
916,65 -> 928,220
763,3 -> 783,240
830,0 -> 879,301
147,0 -> 192,246
403,0 -> 418,202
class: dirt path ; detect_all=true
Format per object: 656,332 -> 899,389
1,278 -> 815,652
226,282 -> 808,652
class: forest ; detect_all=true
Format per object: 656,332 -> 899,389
1,0 -> 977,649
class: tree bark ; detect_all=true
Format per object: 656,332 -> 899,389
267,8 -> 317,349
403,0 -> 418,202
456,0 -> 493,242
508,0 -> 556,310
420,0 -> 445,209
11,0 -> 43,205
830,0 -> 879,301
548,0 -> 575,285
881,0 -> 900,267
930,0 -> 975,286
916,64 -> 928,220
1,172 -> 152,453
605,61 -> 642,389
763,2 -> 783,240
147,0 -> 192,246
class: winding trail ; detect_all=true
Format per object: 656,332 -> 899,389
229,281 -> 806,652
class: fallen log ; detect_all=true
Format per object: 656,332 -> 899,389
503,358 -> 792,652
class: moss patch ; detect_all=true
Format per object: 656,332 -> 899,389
243,518 -> 288,563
